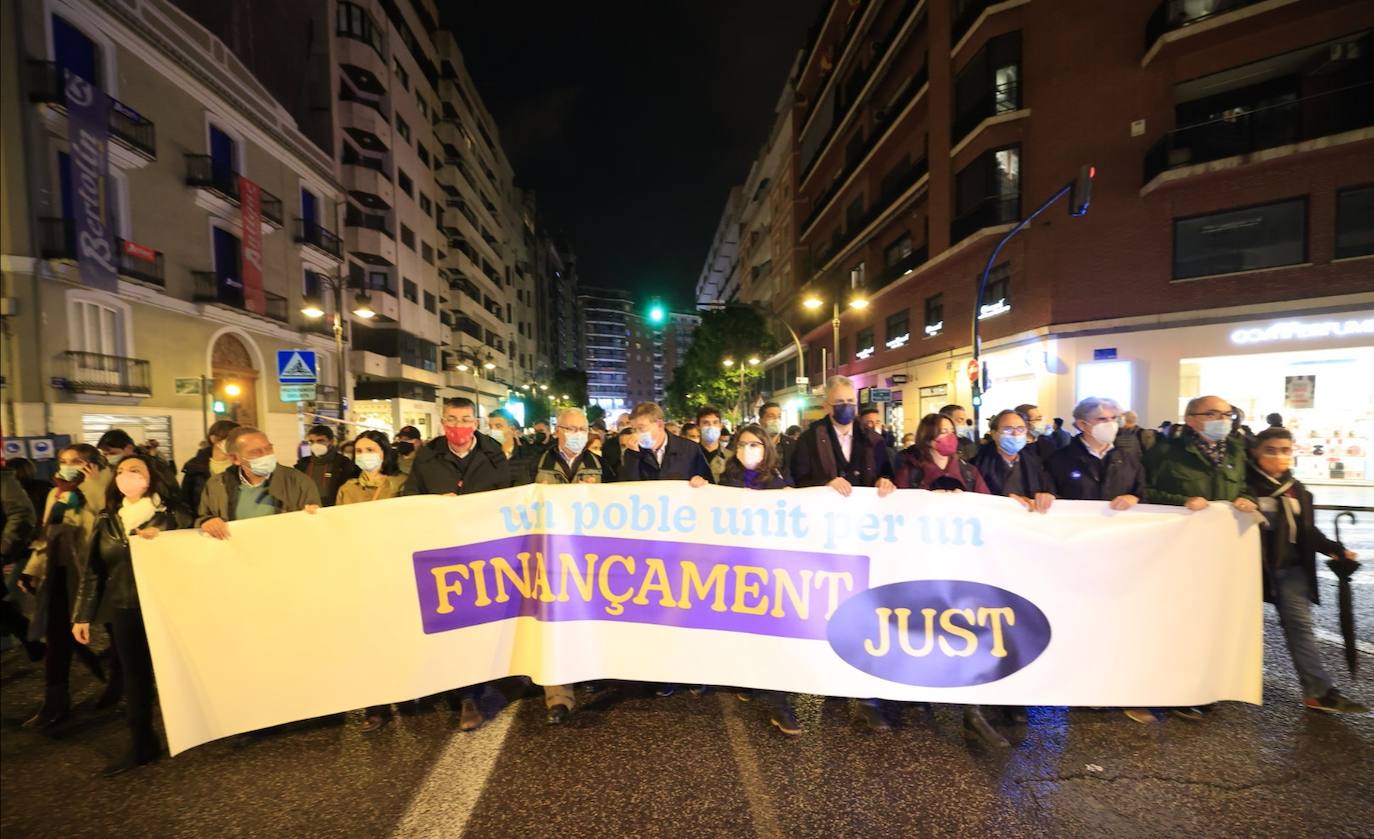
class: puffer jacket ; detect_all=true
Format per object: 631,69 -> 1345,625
1145,428 -> 1252,505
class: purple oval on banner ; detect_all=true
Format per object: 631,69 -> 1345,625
826,580 -> 1051,687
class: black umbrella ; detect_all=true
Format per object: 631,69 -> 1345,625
1325,511 -> 1361,676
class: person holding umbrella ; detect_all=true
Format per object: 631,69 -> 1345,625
1247,427 -> 1367,714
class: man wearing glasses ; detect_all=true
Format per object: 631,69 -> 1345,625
1144,394 -> 1257,722
198,427 -> 321,539
403,397 -> 513,731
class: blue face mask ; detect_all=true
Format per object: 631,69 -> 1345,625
998,432 -> 1027,455
637,431 -> 656,450
1201,419 -> 1231,442
563,431 -> 588,455
832,403 -> 857,426
701,426 -> 721,445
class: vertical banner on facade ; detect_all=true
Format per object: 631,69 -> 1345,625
239,176 -> 266,314
63,69 -> 117,292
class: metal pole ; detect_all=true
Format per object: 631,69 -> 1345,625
970,182 -> 1073,434
333,279 -> 346,416
831,302 -> 840,379
201,374 -> 209,438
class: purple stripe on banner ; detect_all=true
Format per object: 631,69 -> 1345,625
63,69 -> 116,292
413,535 -> 870,640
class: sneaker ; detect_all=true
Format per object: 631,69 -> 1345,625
963,707 -> 1010,748
360,712 -> 391,733
688,685 -> 709,697
1123,708 -> 1158,724
458,698 -> 485,732
735,691 -> 753,703
1168,705 -> 1208,722
1304,689 -> 1370,714
654,684 -> 678,698
770,707 -> 802,736
853,701 -> 891,733
546,704 -> 571,725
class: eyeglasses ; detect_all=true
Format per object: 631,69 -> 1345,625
1187,410 -> 1237,421
998,427 -> 1027,436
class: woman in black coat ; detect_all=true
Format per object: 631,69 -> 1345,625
179,419 -> 239,515
73,453 -> 191,776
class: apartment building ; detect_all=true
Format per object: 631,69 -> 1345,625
579,286 -> 634,413
1,0 -> 347,464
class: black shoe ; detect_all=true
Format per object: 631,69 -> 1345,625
95,680 -> 124,710
963,707 -> 1010,747
22,691 -> 70,730
100,750 -> 159,777
23,640 -> 47,662
853,702 -> 891,733
1304,689 -> 1370,714
1168,706 -> 1208,722
770,707 -> 802,737
546,704 -> 571,725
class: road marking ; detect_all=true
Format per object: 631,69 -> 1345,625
388,708 -> 516,838
717,693 -> 785,839
1314,629 -> 1374,656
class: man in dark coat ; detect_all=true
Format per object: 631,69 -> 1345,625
486,410 -> 542,487
294,424 -> 359,506
618,402 -> 712,484
760,402 -> 795,483
1247,427 -> 1366,714
1043,398 -> 1146,509
975,409 -> 1054,505
939,404 -> 979,462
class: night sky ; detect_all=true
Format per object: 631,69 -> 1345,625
448,1 -> 826,311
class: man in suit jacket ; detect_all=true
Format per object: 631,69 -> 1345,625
618,402 -> 712,484
792,377 -> 896,496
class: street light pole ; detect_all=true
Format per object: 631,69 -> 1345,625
831,302 -> 841,380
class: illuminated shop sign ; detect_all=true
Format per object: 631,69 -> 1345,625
924,321 -> 943,337
855,345 -> 876,360
885,333 -> 910,350
1230,318 -> 1374,345
977,299 -> 1011,320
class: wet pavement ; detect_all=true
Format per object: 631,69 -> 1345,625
2,487 -> 1371,838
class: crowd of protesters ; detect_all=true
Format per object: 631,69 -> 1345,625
0,375 -> 1365,776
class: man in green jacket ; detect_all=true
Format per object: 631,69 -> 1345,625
198,427 -> 321,539
1144,394 -> 1258,722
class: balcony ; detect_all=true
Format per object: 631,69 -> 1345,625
36,218 -> 165,286
191,270 -> 289,323
873,243 -> 929,291
1144,0 -> 1270,56
952,78 -> 1022,148
295,218 -> 343,259
55,351 -> 151,398
951,194 -> 1019,245
804,157 -> 928,277
27,60 -> 156,165
336,27 -> 386,82
1143,81 -> 1374,185
343,164 -> 394,208
184,155 -> 283,226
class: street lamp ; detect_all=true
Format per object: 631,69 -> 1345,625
802,291 -> 868,379
301,274 -> 375,406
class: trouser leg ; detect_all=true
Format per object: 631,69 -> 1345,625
544,683 -> 576,710
112,608 -> 158,757
43,568 -> 73,689
1273,565 -> 1334,698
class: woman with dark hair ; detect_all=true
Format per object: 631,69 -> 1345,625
335,430 -> 408,730
72,453 -> 189,775
895,413 -> 991,492
180,419 -> 240,514
18,444 -> 110,729
716,424 -> 798,734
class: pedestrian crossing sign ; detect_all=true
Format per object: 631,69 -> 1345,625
277,350 -> 318,384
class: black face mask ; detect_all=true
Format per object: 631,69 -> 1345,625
394,441 -> 415,456
534,432 -> 548,444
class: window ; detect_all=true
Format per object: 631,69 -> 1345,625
885,309 -> 910,350
393,58 -> 410,91
336,2 -> 383,56
303,269 -> 322,298
365,269 -> 392,294
403,278 -> 418,303
416,98 -> 428,119
924,294 -> 944,336
849,261 -> 865,290
395,114 -> 411,143
1173,198 -> 1307,280
978,264 -> 1011,319
953,145 -> 1020,242
421,242 -> 434,264
1335,185 -> 1374,259
953,31 -> 1022,141
845,195 -> 865,233
72,299 -> 122,356
52,14 -> 101,88
417,144 -> 430,166
419,194 -> 432,215
885,234 -> 913,267
423,291 -> 436,313
400,224 -> 415,250
855,327 -> 876,360
398,169 -> 414,197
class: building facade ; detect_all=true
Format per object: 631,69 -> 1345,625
579,286 -> 633,413
1,0 -> 347,466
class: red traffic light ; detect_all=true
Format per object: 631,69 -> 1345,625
1069,164 -> 1094,217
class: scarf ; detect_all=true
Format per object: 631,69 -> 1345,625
1258,471 -> 1299,545
48,475 -> 85,524
1189,429 -> 1227,467
118,494 -> 161,535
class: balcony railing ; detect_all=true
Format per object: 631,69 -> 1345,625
952,0 -> 997,47
184,155 -> 284,224
1143,81 -> 1374,184
873,243 -> 929,291
27,60 -> 157,160
804,157 -> 928,277
952,78 -> 1021,145
344,205 -> 393,236
1145,0 -> 1265,54
37,217 -> 165,286
295,218 -> 343,258
191,271 -> 289,323
56,351 -> 151,397
951,194 -> 1019,245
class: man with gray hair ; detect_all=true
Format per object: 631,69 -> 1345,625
198,427 -> 321,540
1043,398 -> 1146,512
791,376 -> 896,496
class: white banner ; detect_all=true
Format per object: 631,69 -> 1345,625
134,484 -> 1262,755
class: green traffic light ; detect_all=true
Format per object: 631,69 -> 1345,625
648,303 -> 666,325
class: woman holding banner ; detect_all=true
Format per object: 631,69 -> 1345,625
335,430 -> 409,731
72,453 -> 190,776
718,424 -> 801,736
894,414 -> 1010,747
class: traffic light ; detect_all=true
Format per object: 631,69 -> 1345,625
1069,164 -> 1095,217
647,301 -> 667,326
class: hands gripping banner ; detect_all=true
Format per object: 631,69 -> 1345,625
133,484 -> 1262,754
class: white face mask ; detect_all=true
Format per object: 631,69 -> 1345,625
737,444 -> 765,470
354,452 -> 383,473
308,443 -> 329,458
1089,422 -> 1119,446
764,419 -> 783,436
488,428 -> 507,445
563,431 -> 588,455
248,454 -> 277,477
1201,419 -> 1231,442
106,452 -> 126,466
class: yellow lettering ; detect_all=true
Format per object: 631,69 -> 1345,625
677,561 -> 729,612
896,607 -> 937,657
492,554 -> 533,603
468,559 -> 491,607
937,608 -> 977,657
530,551 -> 558,603
978,607 -> 1015,658
731,565 -> 769,615
598,554 -> 635,616
769,568 -> 813,619
632,557 -> 679,607
557,552 -> 597,603
864,607 -> 892,656
430,564 -> 470,614
814,571 -> 855,620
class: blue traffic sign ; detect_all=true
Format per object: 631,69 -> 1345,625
277,350 -> 318,384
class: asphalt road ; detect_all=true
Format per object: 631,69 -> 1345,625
1,486 -> 1371,838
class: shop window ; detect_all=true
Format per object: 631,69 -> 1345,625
855,327 -> 876,360
978,264 -> 1011,320
924,293 -> 944,336
1173,197 -> 1306,280
1335,185 -> 1374,259
403,277 -> 418,303
885,309 -> 910,350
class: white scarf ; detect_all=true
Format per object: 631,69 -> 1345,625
118,493 -> 161,535
1258,472 -> 1299,545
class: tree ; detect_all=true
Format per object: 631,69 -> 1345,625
665,307 -> 777,423
587,405 -> 606,426
551,368 -> 589,407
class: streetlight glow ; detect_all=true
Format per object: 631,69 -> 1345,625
223,382 -> 242,397
301,299 -> 325,319
748,356 -> 760,366
849,296 -> 869,310
723,358 -> 735,368
802,295 -> 823,310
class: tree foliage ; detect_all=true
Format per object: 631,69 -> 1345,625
665,307 -> 778,421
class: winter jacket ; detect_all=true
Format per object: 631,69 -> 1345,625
335,473 -> 408,505
1044,436 -> 1147,502
23,471 -> 109,639
789,417 -> 893,488
404,434 -> 513,495
894,448 -> 990,493
619,434 -> 713,483
197,464 -> 322,524
1144,428 -> 1253,506
1246,466 -> 1342,605
0,470 -> 36,564
294,450 -> 360,507
74,498 -> 189,623
718,463 -> 790,490
533,448 -> 612,484
498,442 -> 544,487
972,442 -> 1053,497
